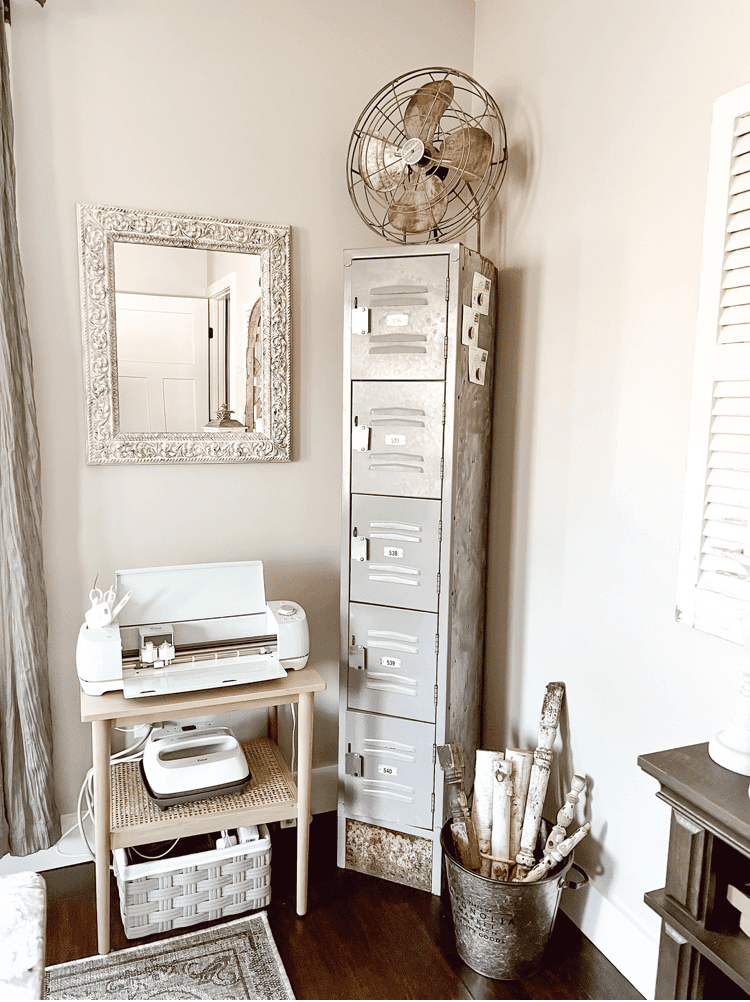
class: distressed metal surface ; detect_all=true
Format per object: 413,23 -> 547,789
346,818 -> 432,892
349,254 -> 449,380
347,602 -> 438,722
441,821 -> 570,980
349,494 -> 442,613
343,709 -> 435,829
350,381 -> 446,499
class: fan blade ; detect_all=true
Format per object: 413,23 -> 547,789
404,80 -> 454,143
388,175 -> 448,234
440,127 -> 493,184
358,131 -> 405,192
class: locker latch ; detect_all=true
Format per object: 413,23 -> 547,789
352,306 -> 370,335
352,423 -> 370,452
345,751 -> 364,777
351,533 -> 368,562
349,645 -> 366,670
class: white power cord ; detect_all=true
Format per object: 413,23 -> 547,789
56,725 -> 154,863
290,702 -> 297,776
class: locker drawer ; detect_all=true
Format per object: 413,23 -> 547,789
348,254 -> 448,380
350,494 -> 441,613
348,603 -> 438,723
343,709 -> 435,830
351,381 -> 445,499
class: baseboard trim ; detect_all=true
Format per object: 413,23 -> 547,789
561,881 -> 659,1000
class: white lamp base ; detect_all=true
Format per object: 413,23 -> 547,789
708,664 -> 750,777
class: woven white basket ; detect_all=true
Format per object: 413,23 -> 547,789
112,825 -> 271,939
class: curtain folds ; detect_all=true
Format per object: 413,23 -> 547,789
0,23 -> 60,857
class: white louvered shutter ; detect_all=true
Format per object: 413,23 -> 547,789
677,83 -> 750,643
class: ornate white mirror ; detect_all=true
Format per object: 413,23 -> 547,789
77,204 -> 291,463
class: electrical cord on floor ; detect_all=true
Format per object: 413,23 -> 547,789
55,725 -> 155,865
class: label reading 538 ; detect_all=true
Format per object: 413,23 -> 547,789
384,546 -> 404,558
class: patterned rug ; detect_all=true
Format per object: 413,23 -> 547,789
43,912 -> 295,1000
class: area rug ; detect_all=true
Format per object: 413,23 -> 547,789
43,911 -> 295,1000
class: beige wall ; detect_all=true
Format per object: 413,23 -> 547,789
11,0 -> 476,811
475,0 -> 750,993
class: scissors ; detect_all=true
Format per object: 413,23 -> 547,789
89,585 -> 115,608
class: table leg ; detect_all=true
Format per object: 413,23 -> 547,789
296,691 -> 314,916
92,718 -> 111,955
267,705 -> 278,743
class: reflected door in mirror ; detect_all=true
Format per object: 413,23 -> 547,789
115,293 -> 209,432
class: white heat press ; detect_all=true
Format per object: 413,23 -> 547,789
140,723 -> 251,809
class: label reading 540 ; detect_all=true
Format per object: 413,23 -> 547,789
377,764 -> 398,777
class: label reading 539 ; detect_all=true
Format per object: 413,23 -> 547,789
380,656 -> 402,668
384,546 -> 404,558
377,764 -> 399,777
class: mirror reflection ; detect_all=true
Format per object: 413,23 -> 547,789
113,243 -> 262,434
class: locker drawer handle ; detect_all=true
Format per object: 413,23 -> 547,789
369,564 -> 419,574
369,408 -> 426,417
366,641 -> 419,653
366,671 -> 417,685
367,631 -> 419,642
370,452 -> 424,462
364,738 -> 415,750
362,787 -> 414,803
369,532 -> 421,542
369,418 -> 426,427
362,749 -> 416,762
369,345 -> 427,354
370,521 -> 421,531
362,778 -> 415,793
366,682 -> 418,696
369,465 -> 424,473
369,575 -> 419,586
368,333 -> 427,343
369,285 -> 429,295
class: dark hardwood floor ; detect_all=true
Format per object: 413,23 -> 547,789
44,812 -> 643,1000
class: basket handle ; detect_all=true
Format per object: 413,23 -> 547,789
563,861 -> 589,890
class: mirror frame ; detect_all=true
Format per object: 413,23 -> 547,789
77,203 -> 291,463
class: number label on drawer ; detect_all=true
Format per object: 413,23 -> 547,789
384,434 -> 407,446
380,656 -> 402,668
384,546 -> 404,558
378,764 -> 398,777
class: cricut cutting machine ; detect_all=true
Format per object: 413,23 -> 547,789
76,560 -> 309,697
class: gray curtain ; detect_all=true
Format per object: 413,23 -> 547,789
0,22 -> 60,857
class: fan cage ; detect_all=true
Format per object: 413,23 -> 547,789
347,66 -> 508,245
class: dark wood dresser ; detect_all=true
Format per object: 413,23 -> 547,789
639,743 -> 750,999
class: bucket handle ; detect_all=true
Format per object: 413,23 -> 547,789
562,862 -> 589,890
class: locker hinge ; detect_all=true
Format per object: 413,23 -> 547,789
434,684 -> 439,706
432,744 -> 437,765
442,401 -> 446,424
445,277 -> 450,300
436,572 -> 441,594
435,634 -> 439,656
438,519 -> 442,543
431,792 -> 435,813
444,334 -> 449,358
440,457 -> 444,480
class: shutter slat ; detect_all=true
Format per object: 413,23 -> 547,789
708,468 -> 750,490
702,535 -> 744,555
706,485 -> 750,506
730,190 -> 750,213
713,397 -> 750,415
730,171 -> 750,196
722,265 -> 750,288
704,501 -> 748,521
710,434 -> 750,453
721,287 -> 750,307
718,324 -> 750,344
726,248 -> 750,269
726,229 -> 750,251
732,152 -> 750,176
711,415 -> 750,435
704,519 -> 746,542
735,116 -> 750,139
720,305 -> 750,325
708,451 -> 750,472
727,208 -> 750,230
697,569 -> 750,600
714,381 -> 750,397
700,553 -> 748,575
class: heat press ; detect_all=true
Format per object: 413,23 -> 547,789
140,723 -> 252,809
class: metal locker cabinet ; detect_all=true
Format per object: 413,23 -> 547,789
339,243 -> 497,896
349,494 -> 442,613
343,709 -> 435,830
347,602 -> 438,723
348,253 -> 449,381
350,381 -> 445,500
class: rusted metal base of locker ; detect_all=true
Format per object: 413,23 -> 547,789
345,818 -> 432,892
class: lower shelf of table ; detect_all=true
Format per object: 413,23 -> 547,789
646,887 -> 750,995
109,737 -> 298,850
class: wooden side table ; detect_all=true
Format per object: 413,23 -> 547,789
639,742 -> 750,999
80,666 -> 326,955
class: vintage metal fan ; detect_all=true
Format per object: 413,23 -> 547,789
347,67 -> 507,244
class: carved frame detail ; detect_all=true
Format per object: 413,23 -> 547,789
77,204 -> 291,463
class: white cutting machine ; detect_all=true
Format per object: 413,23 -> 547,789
76,560 -> 308,697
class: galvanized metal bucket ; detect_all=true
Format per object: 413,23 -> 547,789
441,820 -> 589,980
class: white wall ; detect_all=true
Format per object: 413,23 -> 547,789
475,1 -> 750,995
11,0 -> 476,812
